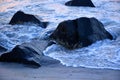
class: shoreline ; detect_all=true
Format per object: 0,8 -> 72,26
0,62 -> 120,80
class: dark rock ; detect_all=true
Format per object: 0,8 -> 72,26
50,20 -> 79,49
9,11 -> 48,28
65,0 -> 95,7
50,17 -> 113,49
0,45 -> 41,67
0,40 -> 49,67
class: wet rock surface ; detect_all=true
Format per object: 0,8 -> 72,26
50,17 -> 113,49
0,40 -> 59,67
9,11 -> 48,28
65,0 -> 95,7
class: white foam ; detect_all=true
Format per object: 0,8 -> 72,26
0,0 -> 120,70
44,39 -> 120,70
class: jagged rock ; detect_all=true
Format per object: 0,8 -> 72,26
50,17 -> 113,49
65,0 -> 95,7
9,11 -> 48,28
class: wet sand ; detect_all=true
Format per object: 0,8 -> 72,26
0,60 -> 120,80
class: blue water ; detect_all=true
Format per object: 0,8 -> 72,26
0,0 -> 120,70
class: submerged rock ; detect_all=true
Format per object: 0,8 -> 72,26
65,0 -> 95,7
50,17 -> 113,49
0,40 -> 50,67
9,11 -> 48,28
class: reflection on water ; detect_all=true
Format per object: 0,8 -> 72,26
0,0 -> 11,3
0,0 -> 30,12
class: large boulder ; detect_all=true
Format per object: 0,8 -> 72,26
9,11 -> 48,28
0,40 -> 49,67
65,0 -> 95,7
50,17 -> 113,49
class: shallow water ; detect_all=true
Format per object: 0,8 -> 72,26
0,0 -> 120,70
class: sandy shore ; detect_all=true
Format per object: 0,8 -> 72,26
0,59 -> 120,80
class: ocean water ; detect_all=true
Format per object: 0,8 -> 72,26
0,0 -> 120,70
